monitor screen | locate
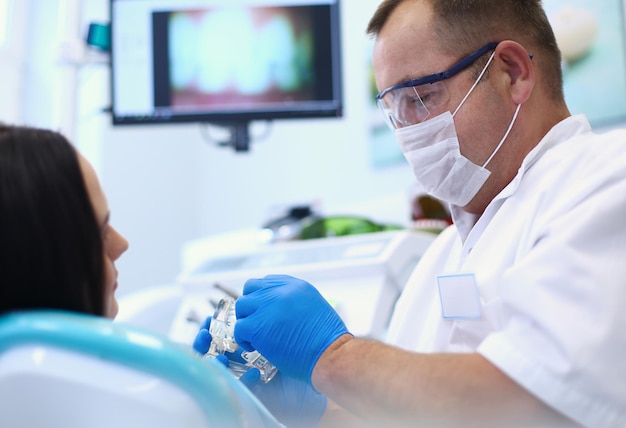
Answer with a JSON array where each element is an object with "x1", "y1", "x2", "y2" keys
[{"x1": 110, "y1": 0, "x2": 343, "y2": 126}]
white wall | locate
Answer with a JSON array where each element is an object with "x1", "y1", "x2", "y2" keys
[
  {"x1": 69, "y1": 0, "x2": 416, "y2": 295},
  {"x1": 0, "y1": 1, "x2": 28, "y2": 123}
]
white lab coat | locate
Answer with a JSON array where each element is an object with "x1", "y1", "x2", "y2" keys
[{"x1": 386, "y1": 115, "x2": 626, "y2": 428}]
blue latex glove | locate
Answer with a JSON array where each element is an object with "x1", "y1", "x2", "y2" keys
[
  {"x1": 235, "y1": 274, "x2": 350, "y2": 384},
  {"x1": 192, "y1": 315, "x2": 242, "y2": 365},
  {"x1": 243, "y1": 371, "x2": 327, "y2": 428},
  {"x1": 192, "y1": 317, "x2": 212, "y2": 355},
  {"x1": 193, "y1": 315, "x2": 327, "y2": 427}
]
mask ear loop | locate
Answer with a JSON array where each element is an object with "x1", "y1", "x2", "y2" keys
[
  {"x1": 481, "y1": 102, "x2": 521, "y2": 168},
  {"x1": 452, "y1": 50, "x2": 497, "y2": 118}
]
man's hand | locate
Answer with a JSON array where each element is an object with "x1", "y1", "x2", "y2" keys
[
  {"x1": 193, "y1": 311, "x2": 327, "y2": 427},
  {"x1": 235, "y1": 274, "x2": 351, "y2": 383}
]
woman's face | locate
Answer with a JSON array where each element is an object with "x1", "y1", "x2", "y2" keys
[{"x1": 78, "y1": 154, "x2": 129, "y2": 318}]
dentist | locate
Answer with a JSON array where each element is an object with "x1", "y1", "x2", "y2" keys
[{"x1": 196, "y1": 1, "x2": 626, "y2": 426}]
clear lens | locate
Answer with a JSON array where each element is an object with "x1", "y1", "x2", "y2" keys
[{"x1": 378, "y1": 80, "x2": 450, "y2": 129}]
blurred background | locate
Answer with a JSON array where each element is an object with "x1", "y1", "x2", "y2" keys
[{"x1": 0, "y1": 0, "x2": 624, "y2": 300}]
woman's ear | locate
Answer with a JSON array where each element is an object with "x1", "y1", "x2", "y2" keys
[{"x1": 494, "y1": 40, "x2": 535, "y2": 105}]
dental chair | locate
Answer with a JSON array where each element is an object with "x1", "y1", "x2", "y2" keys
[{"x1": 0, "y1": 310, "x2": 281, "y2": 428}]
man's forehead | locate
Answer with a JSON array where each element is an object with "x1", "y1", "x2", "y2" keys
[
  {"x1": 373, "y1": 39, "x2": 451, "y2": 90},
  {"x1": 371, "y1": 0, "x2": 443, "y2": 84},
  {"x1": 378, "y1": 0, "x2": 433, "y2": 40}
]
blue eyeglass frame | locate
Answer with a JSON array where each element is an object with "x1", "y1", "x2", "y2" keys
[{"x1": 376, "y1": 42, "x2": 500, "y2": 100}]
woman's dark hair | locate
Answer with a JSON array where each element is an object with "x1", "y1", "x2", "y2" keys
[{"x1": 0, "y1": 124, "x2": 105, "y2": 315}]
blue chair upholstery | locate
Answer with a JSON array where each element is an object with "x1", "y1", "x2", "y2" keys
[{"x1": 0, "y1": 310, "x2": 282, "y2": 428}]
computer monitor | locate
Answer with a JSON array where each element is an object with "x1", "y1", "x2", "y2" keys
[{"x1": 110, "y1": 0, "x2": 343, "y2": 150}]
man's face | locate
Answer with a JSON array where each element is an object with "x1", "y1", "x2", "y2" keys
[{"x1": 371, "y1": 0, "x2": 508, "y2": 168}]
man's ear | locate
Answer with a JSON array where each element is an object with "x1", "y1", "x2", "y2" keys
[{"x1": 494, "y1": 40, "x2": 535, "y2": 105}]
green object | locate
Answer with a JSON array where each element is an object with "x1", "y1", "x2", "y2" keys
[{"x1": 299, "y1": 216, "x2": 403, "y2": 239}]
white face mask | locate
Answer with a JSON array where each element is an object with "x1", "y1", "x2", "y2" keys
[{"x1": 395, "y1": 51, "x2": 521, "y2": 207}]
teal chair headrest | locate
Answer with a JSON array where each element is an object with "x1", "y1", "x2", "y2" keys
[{"x1": 0, "y1": 310, "x2": 280, "y2": 427}]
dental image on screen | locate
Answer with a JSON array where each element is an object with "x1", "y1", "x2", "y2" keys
[
  {"x1": 111, "y1": 0, "x2": 341, "y2": 126},
  {"x1": 157, "y1": 7, "x2": 316, "y2": 113}
]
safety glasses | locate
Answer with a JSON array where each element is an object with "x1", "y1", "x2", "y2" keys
[{"x1": 376, "y1": 42, "x2": 499, "y2": 129}]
